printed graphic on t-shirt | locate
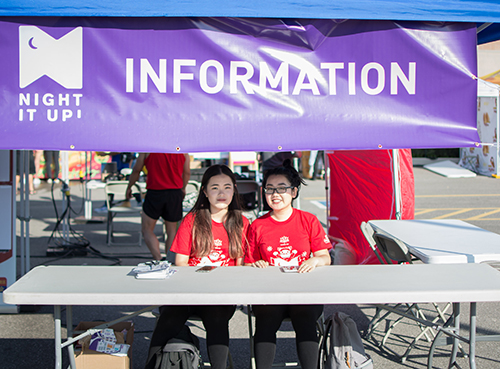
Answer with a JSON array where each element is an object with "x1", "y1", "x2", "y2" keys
[
  {"x1": 268, "y1": 235, "x2": 309, "y2": 266},
  {"x1": 188, "y1": 239, "x2": 231, "y2": 266}
]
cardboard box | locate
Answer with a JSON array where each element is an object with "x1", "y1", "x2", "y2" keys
[{"x1": 73, "y1": 321, "x2": 134, "y2": 369}]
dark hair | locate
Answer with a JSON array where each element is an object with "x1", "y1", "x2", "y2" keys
[
  {"x1": 188, "y1": 165, "x2": 244, "y2": 259},
  {"x1": 262, "y1": 159, "x2": 306, "y2": 199}
]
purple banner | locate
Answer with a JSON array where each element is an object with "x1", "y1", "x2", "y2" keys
[{"x1": 0, "y1": 17, "x2": 479, "y2": 152}]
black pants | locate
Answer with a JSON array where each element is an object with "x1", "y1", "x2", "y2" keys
[
  {"x1": 252, "y1": 304, "x2": 323, "y2": 369},
  {"x1": 145, "y1": 305, "x2": 236, "y2": 369}
]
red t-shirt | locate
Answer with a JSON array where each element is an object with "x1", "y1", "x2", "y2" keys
[
  {"x1": 144, "y1": 153, "x2": 185, "y2": 190},
  {"x1": 171, "y1": 213, "x2": 250, "y2": 266},
  {"x1": 246, "y1": 209, "x2": 332, "y2": 266}
]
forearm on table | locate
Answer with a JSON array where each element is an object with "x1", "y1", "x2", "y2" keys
[{"x1": 310, "y1": 252, "x2": 331, "y2": 267}]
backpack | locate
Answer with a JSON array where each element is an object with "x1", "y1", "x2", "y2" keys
[
  {"x1": 155, "y1": 325, "x2": 203, "y2": 369},
  {"x1": 319, "y1": 312, "x2": 373, "y2": 369}
]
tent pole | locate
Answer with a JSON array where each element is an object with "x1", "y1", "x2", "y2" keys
[{"x1": 392, "y1": 149, "x2": 402, "y2": 220}]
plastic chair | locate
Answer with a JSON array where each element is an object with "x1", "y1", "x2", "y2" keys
[
  {"x1": 236, "y1": 180, "x2": 262, "y2": 219},
  {"x1": 105, "y1": 181, "x2": 143, "y2": 246},
  {"x1": 360, "y1": 221, "x2": 390, "y2": 264},
  {"x1": 182, "y1": 180, "x2": 201, "y2": 214},
  {"x1": 247, "y1": 305, "x2": 325, "y2": 369},
  {"x1": 366, "y1": 231, "x2": 456, "y2": 362}
]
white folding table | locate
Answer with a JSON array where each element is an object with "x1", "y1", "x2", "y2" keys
[
  {"x1": 4, "y1": 263, "x2": 500, "y2": 369},
  {"x1": 368, "y1": 219, "x2": 500, "y2": 264},
  {"x1": 368, "y1": 219, "x2": 500, "y2": 368}
]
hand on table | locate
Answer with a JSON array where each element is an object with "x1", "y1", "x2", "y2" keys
[
  {"x1": 252, "y1": 260, "x2": 269, "y2": 268},
  {"x1": 298, "y1": 257, "x2": 321, "y2": 273}
]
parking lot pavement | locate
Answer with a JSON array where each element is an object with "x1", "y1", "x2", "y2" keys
[{"x1": 1, "y1": 167, "x2": 500, "y2": 368}]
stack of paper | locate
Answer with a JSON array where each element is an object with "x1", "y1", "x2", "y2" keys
[
  {"x1": 88, "y1": 328, "x2": 130, "y2": 356},
  {"x1": 131, "y1": 261, "x2": 176, "y2": 279}
]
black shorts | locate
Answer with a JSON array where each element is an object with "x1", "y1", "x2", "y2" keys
[{"x1": 142, "y1": 189, "x2": 184, "y2": 222}]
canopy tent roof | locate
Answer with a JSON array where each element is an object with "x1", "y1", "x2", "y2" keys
[
  {"x1": 0, "y1": 2, "x2": 496, "y2": 152},
  {"x1": 2, "y1": 1, "x2": 500, "y2": 44}
]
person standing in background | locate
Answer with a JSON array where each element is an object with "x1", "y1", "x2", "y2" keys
[
  {"x1": 44, "y1": 150, "x2": 60, "y2": 182},
  {"x1": 126, "y1": 153, "x2": 190, "y2": 261},
  {"x1": 16, "y1": 150, "x2": 36, "y2": 194}
]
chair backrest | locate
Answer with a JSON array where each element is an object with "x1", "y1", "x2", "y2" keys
[
  {"x1": 105, "y1": 181, "x2": 141, "y2": 208},
  {"x1": 236, "y1": 180, "x2": 261, "y2": 211},
  {"x1": 372, "y1": 233, "x2": 413, "y2": 264},
  {"x1": 183, "y1": 180, "x2": 201, "y2": 213},
  {"x1": 360, "y1": 222, "x2": 388, "y2": 264}
]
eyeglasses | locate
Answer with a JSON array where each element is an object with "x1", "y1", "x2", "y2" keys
[{"x1": 263, "y1": 186, "x2": 294, "y2": 195}]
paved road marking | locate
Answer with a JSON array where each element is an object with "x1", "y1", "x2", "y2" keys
[
  {"x1": 416, "y1": 194, "x2": 500, "y2": 197},
  {"x1": 415, "y1": 208, "x2": 500, "y2": 220},
  {"x1": 432, "y1": 209, "x2": 474, "y2": 219},
  {"x1": 310, "y1": 200, "x2": 326, "y2": 209},
  {"x1": 414, "y1": 209, "x2": 438, "y2": 216},
  {"x1": 465, "y1": 209, "x2": 500, "y2": 220}
]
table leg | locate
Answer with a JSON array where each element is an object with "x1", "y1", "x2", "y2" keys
[
  {"x1": 469, "y1": 302, "x2": 477, "y2": 369},
  {"x1": 448, "y1": 303, "x2": 460, "y2": 368},
  {"x1": 66, "y1": 305, "x2": 77, "y2": 369},
  {"x1": 54, "y1": 305, "x2": 62, "y2": 369}
]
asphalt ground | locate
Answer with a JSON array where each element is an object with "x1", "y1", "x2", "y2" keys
[{"x1": 1, "y1": 165, "x2": 500, "y2": 369}]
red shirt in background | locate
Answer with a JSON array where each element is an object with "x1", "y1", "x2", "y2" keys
[{"x1": 144, "y1": 153, "x2": 185, "y2": 190}]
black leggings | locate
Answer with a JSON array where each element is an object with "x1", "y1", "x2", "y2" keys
[
  {"x1": 145, "y1": 305, "x2": 236, "y2": 369},
  {"x1": 252, "y1": 304, "x2": 323, "y2": 369}
]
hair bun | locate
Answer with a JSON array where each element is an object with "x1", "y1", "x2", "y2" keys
[{"x1": 282, "y1": 158, "x2": 292, "y2": 167}]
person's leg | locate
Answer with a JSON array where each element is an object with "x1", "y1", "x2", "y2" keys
[
  {"x1": 53, "y1": 151, "x2": 60, "y2": 179},
  {"x1": 161, "y1": 189, "x2": 184, "y2": 262},
  {"x1": 28, "y1": 174, "x2": 34, "y2": 194},
  {"x1": 308, "y1": 151, "x2": 318, "y2": 179},
  {"x1": 289, "y1": 305, "x2": 323, "y2": 369},
  {"x1": 197, "y1": 305, "x2": 236, "y2": 369},
  {"x1": 301, "y1": 151, "x2": 311, "y2": 178},
  {"x1": 164, "y1": 220, "x2": 178, "y2": 261},
  {"x1": 44, "y1": 151, "x2": 52, "y2": 179},
  {"x1": 145, "y1": 305, "x2": 191, "y2": 369},
  {"x1": 141, "y1": 212, "x2": 161, "y2": 260},
  {"x1": 312, "y1": 151, "x2": 324, "y2": 179},
  {"x1": 34, "y1": 150, "x2": 43, "y2": 178},
  {"x1": 252, "y1": 305, "x2": 288, "y2": 369}
]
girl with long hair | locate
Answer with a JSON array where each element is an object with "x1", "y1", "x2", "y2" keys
[
  {"x1": 245, "y1": 159, "x2": 332, "y2": 369},
  {"x1": 145, "y1": 164, "x2": 249, "y2": 369}
]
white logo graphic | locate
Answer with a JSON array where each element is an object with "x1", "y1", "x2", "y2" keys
[
  {"x1": 280, "y1": 236, "x2": 289, "y2": 244},
  {"x1": 19, "y1": 26, "x2": 83, "y2": 89}
]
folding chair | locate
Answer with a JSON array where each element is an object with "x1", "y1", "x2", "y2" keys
[
  {"x1": 236, "y1": 180, "x2": 262, "y2": 220},
  {"x1": 360, "y1": 221, "x2": 390, "y2": 264},
  {"x1": 364, "y1": 229, "x2": 458, "y2": 362},
  {"x1": 247, "y1": 305, "x2": 325, "y2": 369},
  {"x1": 105, "y1": 181, "x2": 143, "y2": 246},
  {"x1": 151, "y1": 307, "x2": 234, "y2": 368},
  {"x1": 182, "y1": 180, "x2": 201, "y2": 214}
]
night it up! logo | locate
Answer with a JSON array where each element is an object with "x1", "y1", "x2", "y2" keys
[{"x1": 18, "y1": 26, "x2": 83, "y2": 122}]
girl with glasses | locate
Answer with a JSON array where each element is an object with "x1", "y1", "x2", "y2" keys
[
  {"x1": 245, "y1": 158, "x2": 332, "y2": 369},
  {"x1": 145, "y1": 164, "x2": 249, "y2": 369}
]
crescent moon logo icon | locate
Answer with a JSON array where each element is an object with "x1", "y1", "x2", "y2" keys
[{"x1": 28, "y1": 37, "x2": 37, "y2": 49}]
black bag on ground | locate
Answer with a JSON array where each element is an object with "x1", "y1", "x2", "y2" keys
[
  {"x1": 155, "y1": 325, "x2": 203, "y2": 369},
  {"x1": 319, "y1": 312, "x2": 373, "y2": 369}
]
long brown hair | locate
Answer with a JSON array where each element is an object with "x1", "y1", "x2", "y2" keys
[{"x1": 188, "y1": 165, "x2": 244, "y2": 259}]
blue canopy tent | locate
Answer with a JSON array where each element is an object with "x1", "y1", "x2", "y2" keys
[
  {"x1": 0, "y1": 0, "x2": 499, "y2": 314},
  {"x1": 1, "y1": 0, "x2": 500, "y2": 44}
]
